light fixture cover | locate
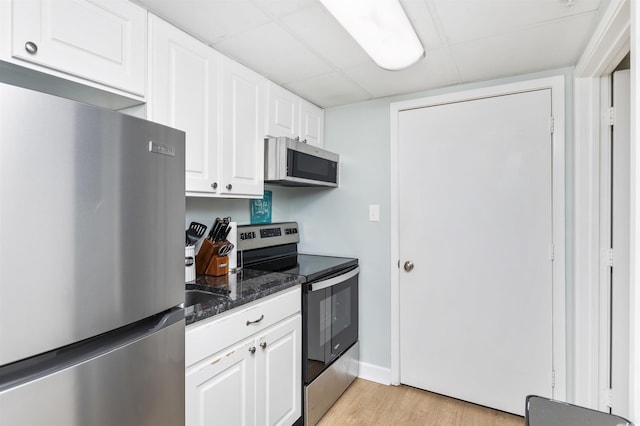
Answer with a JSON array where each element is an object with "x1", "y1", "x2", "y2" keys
[{"x1": 320, "y1": 0, "x2": 424, "y2": 71}]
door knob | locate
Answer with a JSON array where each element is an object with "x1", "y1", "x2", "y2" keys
[{"x1": 403, "y1": 261, "x2": 414, "y2": 272}]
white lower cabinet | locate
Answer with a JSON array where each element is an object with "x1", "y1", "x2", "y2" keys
[
  {"x1": 186, "y1": 338, "x2": 256, "y2": 426},
  {"x1": 186, "y1": 288, "x2": 301, "y2": 426},
  {"x1": 255, "y1": 316, "x2": 302, "y2": 426}
]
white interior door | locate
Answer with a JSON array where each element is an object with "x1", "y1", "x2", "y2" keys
[
  {"x1": 398, "y1": 89, "x2": 554, "y2": 416},
  {"x1": 610, "y1": 69, "x2": 631, "y2": 417}
]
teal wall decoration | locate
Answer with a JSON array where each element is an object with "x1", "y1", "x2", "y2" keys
[{"x1": 250, "y1": 190, "x2": 272, "y2": 224}]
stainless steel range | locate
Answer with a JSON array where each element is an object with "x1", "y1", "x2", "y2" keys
[{"x1": 237, "y1": 222, "x2": 359, "y2": 425}]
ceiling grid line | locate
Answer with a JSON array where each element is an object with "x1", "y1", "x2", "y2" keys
[{"x1": 133, "y1": 0, "x2": 608, "y2": 107}]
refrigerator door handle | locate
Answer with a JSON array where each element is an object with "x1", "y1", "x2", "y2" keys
[{"x1": 150, "y1": 308, "x2": 185, "y2": 334}]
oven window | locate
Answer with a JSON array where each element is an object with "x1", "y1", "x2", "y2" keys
[
  {"x1": 330, "y1": 287, "x2": 351, "y2": 354},
  {"x1": 304, "y1": 271, "x2": 358, "y2": 384},
  {"x1": 287, "y1": 149, "x2": 337, "y2": 183}
]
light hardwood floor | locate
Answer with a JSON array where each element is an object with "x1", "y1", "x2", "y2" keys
[{"x1": 317, "y1": 379, "x2": 525, "y2": 426}]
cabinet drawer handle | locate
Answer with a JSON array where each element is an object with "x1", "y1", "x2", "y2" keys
[
  {"x1": 246, "y1": 314, "x2": 264, "y2": 326},
  {"x1": 211, "y1": 182, "x2": 218, "y2": 190},
  {"x1": 248, "y1": 346, "x2": 256, "y2": 354},
  {"x1": 260, "y1": 342, "x2": 267, "y2": 349},
  {"x1": 226, "y1": 184, "x2": 232, "y2": 191},
  {"x1": 25, "y1": 41, "x2": 38, "y2": 54}
]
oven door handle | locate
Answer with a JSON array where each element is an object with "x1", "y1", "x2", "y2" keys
[{"x1": 310, "y1": 266, "x2": 360, "y2": 292}]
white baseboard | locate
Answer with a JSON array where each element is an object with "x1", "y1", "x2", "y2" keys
[{"x1": 358, "y1": 361, "x2": 391, "y2": 385}]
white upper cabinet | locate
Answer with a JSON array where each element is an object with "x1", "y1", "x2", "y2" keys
[
  {"x1": 8, "y1": 0, "x2": 146, "y2": 97},
  {"x1": 265, "y1": 82, "x2": 299, "y2": 139},
  {"x1": 221, "y1": 57, "x2": 266, "y2": 198},
  {"x1": 149, "y1": 16, "x2": 265, "y2": 198},
  {"x1": 299, "y1": 99, "x2": 324, "y2": 147},
  {"x1": 266, "y1": 81, "x2": 324, "y2": 147},
  {"x1": 147, "y1": 15, "x2": 221, "y2": 195}
]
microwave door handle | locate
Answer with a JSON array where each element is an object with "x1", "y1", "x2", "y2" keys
[{"x1": 310, "y1": 266, "x2": 360, "y2": 292}]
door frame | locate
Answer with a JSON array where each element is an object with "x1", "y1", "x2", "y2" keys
[
  {"x1": 572, "y1": 0, "x2": 631, "y2": 412},
  {"x1": 389, "y1": 75, "x2": 567, "y2": 402}
]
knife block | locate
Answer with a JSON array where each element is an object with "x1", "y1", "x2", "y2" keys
[
  {"x1": 196, "y1": 239, "x2": 229, "y2": 276},
  {"x1": 205, "y1": 255, "x2": 229, "y2": 276}
]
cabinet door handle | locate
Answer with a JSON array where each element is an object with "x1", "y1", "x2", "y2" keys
[
  {"x1": 248, "y1": 346, "x2": 256, "y2": 354},
  {"x1": 226, "y1": 184, "x2": 232, "y2": 191},
  {"x1": 25, "y1": 41, "x2": 38, "y2": 54},
  {"x1": 260, "y1": 342, "x2": 267, "y2": 349},
  {"x1": 246, "y1": 314, "x2": 264, "y2": 326},
  {"x1": 211, "y1": 182, "x2": 218, "y2": 190}
]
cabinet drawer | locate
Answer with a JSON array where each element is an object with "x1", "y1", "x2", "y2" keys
[{"x1": 186, "y1": 287, "x2": 301, "y2": 367}]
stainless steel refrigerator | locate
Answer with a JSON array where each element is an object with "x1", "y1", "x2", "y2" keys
[{"x1": 0, "y1": 82, "x2": 186, "y2": 425}]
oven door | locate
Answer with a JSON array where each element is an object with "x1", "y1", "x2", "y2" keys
[{"x1": 303, "y1": 266, "x2": 359, "y2": 384}]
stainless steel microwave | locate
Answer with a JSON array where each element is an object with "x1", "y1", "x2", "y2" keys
[{"x1": 264, "y1": 137, "x2": 339, "y2": 187}]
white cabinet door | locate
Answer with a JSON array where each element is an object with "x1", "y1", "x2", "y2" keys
[
  {"x1": 265, "y1": 82, "x2": 325, "y2": 147},
  {"x1": 266, "y1": 82, "x2": 299, "y2": 139},
  {"x1": 255, "y1": 314, "x2": 302, "y2": 426},
  {"x1": 186, "y1": 339, "x2": 256, "y2": 426},
  {"x1": 148, "y1": 15, "x2": 221, "y2": 195},
  {"x1": 11, "y1": 0, "x2": 146, "y2": 96},
  {"x1": 299, "y1": 99, "x2": 324, "y2": 147},
  {"x1": 221, "y1": 57, "x2": 266, "y2": 197}
]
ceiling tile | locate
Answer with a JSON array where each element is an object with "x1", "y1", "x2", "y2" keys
[
  {"x1": 431, "y1": 0, "x2": 600, "y2": 44},
  {"x1": 249, "y1": 0, "x2": 317, "y2": 18},
  {"x1": 342, "y1": 48, "x2": 460, "y2": 98},
  {"x1": 285, "y1": 72, "x2": 372, "y2": 107},
  {"x1": 136, "y1": 0, "x2": 271, "y2": 43},
  {"x1": 213, "y1": 22, "x2": 333, "y2": 83},
  {"x1": 133, "y1": 0, "x2": 605, "y2": 107},
  {"x1": 450, "y1": 11, "x2": 600, "y2": 82},
  {"x1": 279, "y1": 4, "x2": 371, "y2": 69},
  {"x1": 400, "y1": 0, "x2": 445, "y2": 51}
]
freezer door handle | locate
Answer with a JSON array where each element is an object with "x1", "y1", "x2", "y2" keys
[{"x1": 150, "y1": 308, "x2": 185, "y2": 333}]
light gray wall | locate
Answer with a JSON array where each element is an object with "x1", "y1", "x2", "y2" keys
[
  {"x1": 185, "y1": 186, "x2": 295, "y2": 252},
  {"x1": 286, "y1": 67, "x2": 576, "y2": 390}
]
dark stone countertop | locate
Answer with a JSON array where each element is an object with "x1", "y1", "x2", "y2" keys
[{"x1": 184, "y1": 269, "x2": 305, "y2": 326}]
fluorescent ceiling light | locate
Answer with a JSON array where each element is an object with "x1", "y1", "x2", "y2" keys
[{"x1": 319, "y1": 0, "x2": 424, "y2": 71}]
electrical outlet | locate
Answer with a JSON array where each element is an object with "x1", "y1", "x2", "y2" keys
[{"x1": 368, "y1": 204, "x2": 380, "y2": 222}]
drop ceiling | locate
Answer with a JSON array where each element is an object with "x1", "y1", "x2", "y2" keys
[{"x1": 133, "y1": 0, "x2": 608, "y2": 108}]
